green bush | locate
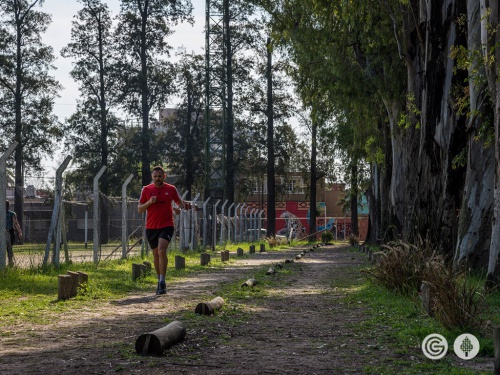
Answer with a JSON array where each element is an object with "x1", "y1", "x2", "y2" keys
[{"x1": 321, "y1": 231, "x2": 334, "y2": 243}]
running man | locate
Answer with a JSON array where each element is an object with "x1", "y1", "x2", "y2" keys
[{"x1": 138, "y1": 166, "x2": 186, "y2": 294}]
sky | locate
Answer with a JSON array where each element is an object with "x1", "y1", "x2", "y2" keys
[
  {"x1": 42, "y1": 0, "x2": 205, "y2": 122},
  {"x1": 34, "y1": 0, "x2": 205, "y2": 174}
]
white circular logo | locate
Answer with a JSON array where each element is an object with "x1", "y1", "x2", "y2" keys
[
  {"x1": 422, "y1": 333, "x2": 448, "y2": 360},
  {"x1": 453, "y1": 333, "x2": 480, "y2": 360}
]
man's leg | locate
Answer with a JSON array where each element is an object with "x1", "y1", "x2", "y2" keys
[{"x1": 156, "y1": 238, "x2": 170, "y2": 294}]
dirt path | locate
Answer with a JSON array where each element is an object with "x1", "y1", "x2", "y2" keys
[{"x1": 0, "y1": 244, "x2": 493, "y2": 374}]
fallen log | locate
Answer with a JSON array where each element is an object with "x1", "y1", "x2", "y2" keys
[
  {"x1": 135, "y1": 320, "x2": 186, "y2": 356},
  {"x1": 241, "y1": 278, "x2": 258, "y2": 287},
  {"x1": 195, "y1": 296, "x2": 225, "y2": 315},
  {"x1": 295, "y1": 254, "x2": 302, "y2": 260},
  {"x1": 285, "y1": 259, "x2": 294, "y2": 264}
]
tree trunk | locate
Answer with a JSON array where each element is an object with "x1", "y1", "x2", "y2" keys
[
  {"x1": 454, "y1": 0, "x2": 494, "y2": 271},
  {"x1": 266, "y1": 37, "x2": 276, "y2": 237},
  {"x1": 481, "y1": 0, "x2": 500, "y2": 279},
  {"x1": 350, "y1": 162, "x2": 359, "y2": 236},
  {"x1": 309, "y1": 121, "x2": 317, "y2": 240},
  {"x1": 391, "y1": 1, "x2": 465, "y2": 253},
  {"x1": 140, "y1": 6, "x2": 150, "y2": 187}
]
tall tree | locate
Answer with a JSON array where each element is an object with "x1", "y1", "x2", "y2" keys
[
  {"x1": 114, "y1": 0, "x2": 193, "y2": 187},
  {"x1": 60, "y1": 0, "x2": 118, "y2": 195},
  {"x1": 162, "y1": 51, "x2": 205, "y2": 199},
  {"x1": 0, "y1": 0, "x2": 61, "y2": 228}
]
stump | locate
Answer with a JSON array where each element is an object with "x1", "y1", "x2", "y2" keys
[
  {"x1": 260, "y1": 244, "x2": 266, "y2": 252},
  {"x1": 135, "y1": 320, "x2": 186, "y2": 356},
  {"x1": 58, "y1": 275, "x2": 72, "y2": 300},
  {"x1": 201, "y1": 253, "x2": 211, "y2": 266},
  {"x1": 132, "y1": 263, "x2": 147, "y2": 281},
  {"x1": 175, "y1": 255, "x2": 185, "y2": 270},
  {"x1": 237, "y1": 247, "x2": 244, "y2": 257},
  {"x1": 66, "y1": 271, "x2": 79, "y2": 297},
  {"x1": 195, "y1": 296, "x2": 225, "y2": 315},
  {"x1": 76, "y1": 271, "x2": 88, "y2": 289},
  {"x1": 249, "y1": 245, "x2": 255, "y2": 254},
  {"x1": 295, "y1": 254, "x2": 302, "y2": 260},
  {"x1": 241, "y1": 278, "x2": 258, "y2": 287},
  {"x1": 266, "y1": 267, "x2": 276, "y2": 275},
  {"x1": 220, "y1": 250, "x2": 229, "y2": 262}
]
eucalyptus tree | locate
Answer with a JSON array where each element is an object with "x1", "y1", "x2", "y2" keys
[
  {"x1": 0, "y1": 0, "x2": 62, "y2": 227},
  {"x1": 61, "y1": 0, "x2": 119, "y2": 195},
  {"x1": 114, "y1": 0, "x2": 193, "y2": 187},
  {"x1": 161, "y1": 51, "x2": 205, "y2": 200}
]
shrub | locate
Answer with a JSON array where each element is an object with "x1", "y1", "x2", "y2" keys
[
  {"x1": 368, "y1": 240, "x2": 486, "y2": 331},
  {"x1": 349, "y1": 234, "x2": 360, "y2": 246},
  {"x1": 321, "y1": 231, "x2": 333, "y2": 244},
  {"x1": 421, "y1": 260, "x2": 486, "y2": 330}
]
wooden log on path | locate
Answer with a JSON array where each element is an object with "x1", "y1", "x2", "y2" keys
[
  {"x1": 260, "y1": 244, "x2": 266, "y2": 252},
  {"x1": 266, "y1": 267, "x2": 276, "y2": 275},
  {"x1": 495, "y1": 327, "x2": 500, "y2": 375},
  {"x1": 135, "y1": 320, "x2": 186, "y2": 356},
  {"x1": 241, "y1": 278, "x2": 258, "y2": 287},
  {"x1": 132, "y1": 263, "x2": 147, "y2": 281},
  {"x1": 220, "y1": 250, "x2": 229, "y2": 262},
  {"x1": 274, "y1": 263, "x2": 283, "y2": 269},
  {"x1": 295, "y1": 254, "x2": 302, "y2": 260},
  {"x1": 175, "y1": 255, "x2": 185, "y2": 270},
  {"x1": 76, "y1": 271, "x2": 88, "y2": 289},
  {"x1": 58, "y1": 275, "x2": 72, "y2": 300},
  {"x1": 194, "y1": 296, "x2": 225, "y2": 315},
  {"x1": 285, "y1": 259, "x2": 294, "y2": 263},
  {"x1": 420, "y1": 281, "x2": 432, "y2": 316},
  {"x1": 237, "y1": 247, "x2": 244, "y2": 257},
  {"x1": 310, "y1": 247, "x2": 315, "y2": 252},
  {"x1": 249, "y1": 245, "x2": 255, "y2": 254},
  {"x1": 201, "y1": 253, "x2": 211, "y2": 266},
  {"x1": 66, "y1": 271, "x2": 79, "y2": 297}
]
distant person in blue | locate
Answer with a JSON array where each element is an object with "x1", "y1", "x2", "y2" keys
[{"x1": 6, "y1": 201, "x2": 22, "y2": 266}]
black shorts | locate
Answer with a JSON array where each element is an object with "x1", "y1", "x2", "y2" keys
[{"x1": 145, "y1": 226, "x2": 174, "y2": 250}]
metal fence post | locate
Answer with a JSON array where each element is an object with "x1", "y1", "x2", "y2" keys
[
  {"x1": 202, "y1": 197, "x2": 210, "y2": 248},
  {"x1": 43, "y1": 155, "x2": 72, "y2": 268},
  {"x1": 0, "y1": 142, "x2": 18, "y2": 270},
  {"x1": 190, "y1": 193, "x2": 200, "y2": 250},
  {"x1": 93, "y1": 166, "x2": 107, "y2": 264},
  {"x1": 238, "y1": 204, "x2": 245, "y2": 243},
  {"x1": 259, "y1": 210, "x2": 264, "y2": 239},
  {"x1": 212, "y1": 200, "x2": 220, "y2": 251},
  {"x1": 122, "y1": 174, "x2": 134, "y2": 259},
  {"x1": 220, "y1": 199, "x2": 227, "y2": 246},
  {"x1": 227, "y1": 202, "x2": 235, "y2": 243},
  {"x1": 244, "y1": 206, "x2": 250, "y2": 241}
]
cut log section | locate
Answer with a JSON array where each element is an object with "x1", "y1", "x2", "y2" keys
[
  {"x1": 249, "y1": 245, "x2": 255, "y2": 254},
  {"x1": 76, "y1": 271, "x2": 88, "y2": 289},
  {"x1": 135, "y1": 320, "x2": 186, "y2": 356},
  {"x1": 220, "y1": 250, "x2": 230, "y2": 262},
  {"x1": 132, "y1": 263, "x2": 147, "y2": 281},
  {"x1": 143, "y1": 261, "x2": 152, "y2": 273},
  {"x1": 175, "y1": 255, "x2": 185, "y2": 270},
  {"x1": 241, "y1": 278, "x2": 258, "y2": 287},
  {"x1": 194, "y1": 296, "x2": 225, "y2": 315},
  {"x1": 66, "y1": 271, "x2": 79, "y2": 297},
  {"x1": 237, "y1": 247, "x2": 244, "y2": 257},
  {"x1": 58, "y1": 275, "x2": 72, "y2": 300},
  {"x1": 260, "y1": 244, "x2": 266, "y2": 252},
  {"x1": 201, "y1": 253, "x2": 211, "y2": 266}
]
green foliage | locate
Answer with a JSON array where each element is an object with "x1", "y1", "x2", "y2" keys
[{"x1": 321, "y1": 231, "x2": 333, "y2": 244}]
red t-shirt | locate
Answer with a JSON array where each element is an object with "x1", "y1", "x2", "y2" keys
[{"x1": 139, "y1": 183, "x2": 181, "y2": 229}]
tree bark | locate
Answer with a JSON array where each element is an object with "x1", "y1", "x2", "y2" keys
[
  {"x1": 266, "y1": 37, "x2": 276, "y2": 237},
  {"x1": 224, "y1": 0, "x2": 235, "y2": 205},
  {"x1": 481, "y1": 0, "x2": 500, "y2": 279},
  {"x1": 454, "y1": 0, "x2": 494, "y2": 271},
  {"x1": 135, "y1": 321, "x2": 186, "y2": 356},
  {"x1": 309, "y1": 120, "x2": 317, "y2": 240},
  {"x1": 390, "y1": 1, "x2": 465, "y2": 253}
]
